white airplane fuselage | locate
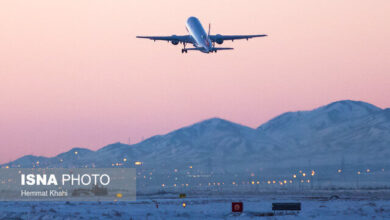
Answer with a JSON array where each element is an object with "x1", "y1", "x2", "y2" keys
[
  {"x1": 137, "y1": 16, "x2": 267, "y2": 53},
  {"x1": 186, "y1": 17, "x2": 213, "y2": 53}
]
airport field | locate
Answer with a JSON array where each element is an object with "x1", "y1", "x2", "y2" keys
[{"x1": 1, "y1": 190, "x2": 390, "y2": 219}]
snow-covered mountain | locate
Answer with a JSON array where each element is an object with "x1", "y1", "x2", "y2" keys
[
  {"x1": 257, "y1": 100, "x2": 382, "y2": 140},
  {"x1": 257, "y1": 100, "x2": 390, "y2": 165},
  {"x1": 3, "y1": 100, "x2": 390, "y2": 173}
]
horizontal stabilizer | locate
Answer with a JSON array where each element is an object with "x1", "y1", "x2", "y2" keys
[
  {"x1": 212, "y1": 47, "x2": 234, "y2": 51},
  {"x1": 185, "y1": 48, "x2": 202, "y2": 51},
  {"x1": 184, "y1": 47, "x2": 233, "y2": 51},
  {"x1": 182, "y1": 47, "x2": 234, "y2": 53}
]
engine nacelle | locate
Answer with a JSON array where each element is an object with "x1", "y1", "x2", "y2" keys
[
  {"x1": 215, "y1": 34, "x2": 224, "y2": 45},
  {"x1": 171, "y1": 35, "x2": 179, "y2": 45}
]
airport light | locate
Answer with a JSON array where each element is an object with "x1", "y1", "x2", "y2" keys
[
  {"x1": 267, "y1": 181, "x2": 271, "y2": 184},
  {"x1": 311, "y1": 170, "x2": 315, "y2": 176},
  {"x1": 123, "y1": 158, "x2": 127, "y2": 162},
  {"x1": 299, "y1": 170, "x2": 302, "y2": 173},
  {"x1": 189, "y1": 166, "x2": 193, "y2": 169},
  {"x1": 302, "y1": 173, "x2": 306, "y2": 177},
  {"x1": 366, "y1": 169, "x2": 370, "y2": 173},
  {"x1": 293, "y1": 174, "x2": 297, "y2": 178},
  {"x1": 284, "y1": 180, "x2": 287, "y2": 184},
  {"x1": 272, "y1": 180, "x2": 276, "y2": 184},
  {"x1": 289, "y1": 180, "x2": 293, "y2": 184},
  {"x1": 307, "y1": 180, "x2": 310, "y2": 183},
  {"x1": 357, "y1": 171, "x2": 361, "y2": 175},
  {"x1": 232, "y1": 181, "x2": 236, "y2": 185},
  {"x1": 257, "y1": 181, "x2": 260, "y2": 184},
  {"x1": 134, "y1": 161, "x2": 142, "y2": 166},
  {"x1": 5, "y1": 166, "x2": 9, "y2": 169},
  {"x1": 338, "y1": 169, "x2": 342, "y2": 173},
  {"x1": 161, "y1": 184, "x2": 165, "y2": 187},
  {"x1": 74, "y1": 151, "x2": 78, "y2": 155},
  {"x1": 251, "y1": 181, "x2": 255, "y2": 185},
  {"x1": 182, "y1": 202, "x2": 187, "y2": 208}
]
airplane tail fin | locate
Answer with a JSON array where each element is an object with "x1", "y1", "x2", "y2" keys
[{"x1": 208, "y1": 23, "x2": 211, "y2": 36}]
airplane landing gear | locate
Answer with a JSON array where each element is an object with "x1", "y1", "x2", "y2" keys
[{"x1": 182, "y1": 42, "x2": 188, "y2": 53}]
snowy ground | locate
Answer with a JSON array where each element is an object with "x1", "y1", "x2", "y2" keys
[{"x1": 1, "y1": 191, "x2": 390, "y2": 219}]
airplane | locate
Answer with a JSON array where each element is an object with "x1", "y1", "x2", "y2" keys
[{"x1": 137, "y1": 16, "x2": 267, "y2": 53}]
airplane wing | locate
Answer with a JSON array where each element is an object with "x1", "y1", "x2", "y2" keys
[
  {"x1": 136, "y1": 35, "x2": 193, "y2": 43},
  {"x1": 209, "y1": 34, "x2": 267, "y2": 42}
]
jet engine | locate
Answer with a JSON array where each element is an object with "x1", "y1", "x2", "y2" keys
[
  {"x1": 171, "y1": 35, "x2": 179, "y2": 45},
  {"x1": 215, "y1": 34, "x2": 224, "y2": 44}
]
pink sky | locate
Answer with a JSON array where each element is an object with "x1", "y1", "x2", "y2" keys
[{"x1": 0, "y1": 0, "x2": 389, "y2": 163}]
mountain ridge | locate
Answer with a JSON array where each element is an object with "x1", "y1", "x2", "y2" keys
[{"x1": 3, "y1": 100, "x2": 389, "y2": 170}]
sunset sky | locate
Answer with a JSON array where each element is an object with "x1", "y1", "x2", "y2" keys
[{"x1": 1, "y1": 0, "x2": 389, "y2": 163}]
